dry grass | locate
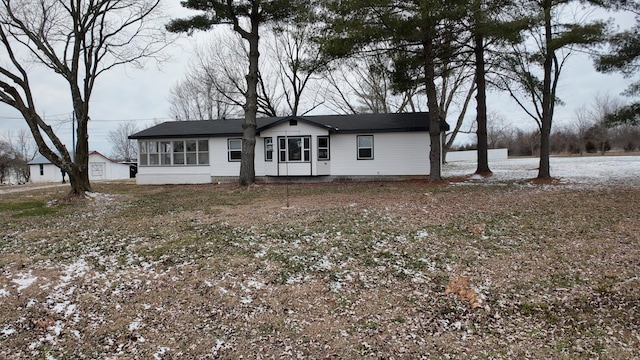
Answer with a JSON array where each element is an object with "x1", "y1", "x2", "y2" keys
[{"x1": 0, "y1": 180, "x2": 638, "y2": 359}]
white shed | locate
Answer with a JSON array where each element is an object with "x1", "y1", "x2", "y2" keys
[{"x1": 28, "y1": 151, "x2": 131, "y2": 183}]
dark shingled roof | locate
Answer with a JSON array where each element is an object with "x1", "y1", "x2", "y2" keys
[{"x1": 128, "y1": 112, "x2": 449, "y2": 139}]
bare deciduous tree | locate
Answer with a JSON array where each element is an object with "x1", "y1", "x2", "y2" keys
[
  {"x1": 321, "y1": 54, "x2": 425, "y2": 115},
  {"x1": 169, "y1": 22, "x2": 325, "y2": 121},
  {"x1": 0, "y1": 0, "x2": 170, "y2": 195},
  {"x1": 485, "y1": 111, "x2": 517, "y2": 149},
  {"x1": 262, "y1": 22, "x2": 326, "y2": 116},
  {"x1": 108, "y1": 122, "x2": 140, "y2": 162},
  {"x1": 0, "y1": 129, "x2": 34, "y2": 183},
  {"x1": 585, "y1": 93, "x2": 625, "y2": 154}
]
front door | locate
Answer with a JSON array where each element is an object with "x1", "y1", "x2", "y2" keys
[{"x1": 277, "y1": 136, "x2": 312, "y2": 176}]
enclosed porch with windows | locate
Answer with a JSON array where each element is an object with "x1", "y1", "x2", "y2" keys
[
  {"x1": 136, "y1": 139, "x2": 212, "y2": 184},
  {"x1": 259, "y1": 119, "x2": 332, "y2": 177}
]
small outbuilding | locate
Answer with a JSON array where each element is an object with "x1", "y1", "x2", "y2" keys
[
  {"x1": 128, "y1": 113, "x2": 449, "y2": 185},
  {"x1": 28, "y1": 151, "x2": 132, "y2": 183}
]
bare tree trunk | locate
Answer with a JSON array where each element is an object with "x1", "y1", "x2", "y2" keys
[
  {"x1": 1, "y1": 0, "x2": 166, "y2": 196},
  {"x1": 73, "y1": 114, "x2": 92, "y2": 194},
  {"x1": 474, "y1": 30, "x2": 491, "y2": 174},
  {"x1": 238, "y1": 7, "x2": 259, "y2": 186},
  {"x1": 424, "y1": 36, "x2": 443, "y2": 181},
  {"x1": 538, "y1": 0, "x2": 553, "y2": 179},
  {"x1": 70, "y1": 92, "x2": 92, "y2": 194}
]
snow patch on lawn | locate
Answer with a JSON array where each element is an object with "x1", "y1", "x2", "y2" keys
[
  {"x1": 12, "y1": 272, "x2": 38, "y2": 292},
  {"x1": 445, "y1": 155, "x2": 640, "y2": 188}
]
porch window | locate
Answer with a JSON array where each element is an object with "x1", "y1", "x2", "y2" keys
[
  {"x1": 160, "y1": 141, "x2": 172, "y2": 165},
  {"x1": 278, "y1": 136, "x2": 310, "y2": 162},
  {"x1": 318, "y1": 136, "x2": 330, "y2": 160},
  {"x1": 172, "y1": 140, "x2": 185, "y2": 165},
  {"x1": 228, "y1": 139, "x2": 242, "y2": 161},
  {"x1": 265, "y1": 138, "x2": 273, "y2": 161},
  {"x1": 357, "y1": 135, "x2": 374, "y2": 160},
  {"x1": 139, "y1": 139, "x2": 208, "y2": 166},
  {"x1": 148, "y1": 141, "x2": 160, "y2": 165},
  {"x1": 197, "y1": 140, "x2": 209, "y2": 165},
  {"x1": 186, "y1": 140, "x2": 198, "y2": 165}
]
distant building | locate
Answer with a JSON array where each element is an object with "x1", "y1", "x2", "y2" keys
[{"x1": 28, "y1": 151, "x2": 132, "y2": 183}]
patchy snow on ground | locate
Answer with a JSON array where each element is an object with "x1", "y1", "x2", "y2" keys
[
  {"x1": 444, "y1": 155, "x2": 640, "y2": 187},
  {"x1": 1, "y1": 155, "x2": 638, "y2": 359},
  {"x1": 12, "y1": 272, "x2": 38, "y2": 292}
]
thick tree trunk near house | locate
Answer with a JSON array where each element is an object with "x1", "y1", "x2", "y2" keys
[
  {"x1": 239, "y1": 119, "x2": 257, "y2": 186},
  {"x1": 429, "y1": 128, "x2": 442, "y2": 181},
  {"x1": 72, "y1": 108, "x2": 92, "y2": 195},
  {"x1": 238, "y1": 16, "x2": 259, "y2": 186},
  {"x1": 68, "y1": 167, "x2": 91, "y2": 195},
  {"x1": 16, "y1": 103, "x2": 91, "y2": 195},
  {"x1": 423, "y1": 37, "x2": 443, "y2": 182}
]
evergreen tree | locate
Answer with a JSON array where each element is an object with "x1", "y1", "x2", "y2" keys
[
  {"x1": 499, "y1": 0, "x2": 606, "y2": 178},
  {"x1": 168, "y1": 0, "x2": 306, "y2": 185},
  {"x1": 596, "y1": 0, "x2": 640, "y2": 126},
  {"x1": 466, "y1": 0, "x2": 528, "y2": 174},
  {"x1": 319, "y1": 0, "x2": 469, "y2": 181}
]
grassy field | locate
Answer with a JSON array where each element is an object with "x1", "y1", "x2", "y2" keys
[{"x1": 0, "y1": 179, "x2": 638, "y2": 359}]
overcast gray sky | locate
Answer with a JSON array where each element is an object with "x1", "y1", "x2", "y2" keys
[{"x1": 0, "y1": 1, "x2": 636, "y2": 156}]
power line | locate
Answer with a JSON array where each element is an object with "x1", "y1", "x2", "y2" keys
[
  {"x1": 0, "y1": 113, "x2": 73, "y2": 120},
  {"x1": 0, "y1": 115, "x2": 173, "y2": 122}
]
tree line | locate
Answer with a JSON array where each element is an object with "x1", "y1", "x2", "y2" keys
[
  {"x1": 453, "y1": 92, "x2": 640, "y2": 156},
  {"x1": 167, "y1": 0, "x2": 638, "y2": 183},
  {"x1": 1, "y1": 0, "x2": 638, "y2": 193}
]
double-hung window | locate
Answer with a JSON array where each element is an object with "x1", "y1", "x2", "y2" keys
[
  {"x1": 318, "y1": 136, "x2": 330, "y2": 160},
  {"x1": 264, "y1": 138, "x2": 273, "y2": 161},
  {"x1": 278, "y1": 136, "x2": 310, "y2": 162},
  {"x1": 197, "y1": 140, "x2": 209, "y2": 165},
  {"x1": 228, "y1": 139, "x2": 242, "y2": 161},
  {"x1": 357, "y1": 135, "x2": 374, "y2": 160}
]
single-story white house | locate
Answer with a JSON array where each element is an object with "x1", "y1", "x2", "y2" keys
[
  {"x1": 128, "y1": 113, "x2": 450, "y2": 185},
  {"x1": 28, "y1": 150, "x2": 132, "y2": 183}
]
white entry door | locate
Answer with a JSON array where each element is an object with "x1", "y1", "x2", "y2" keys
[{"x1": 277, "y1": 136, "x2": 312, "y2": 176}]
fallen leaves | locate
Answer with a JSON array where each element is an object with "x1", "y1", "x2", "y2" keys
[
  {"x1": 444, "y1": 275, "x2": 484, "y2": 309},
  {"x1": 0, "y1": 179, "x2": 639, "y2": 359}
]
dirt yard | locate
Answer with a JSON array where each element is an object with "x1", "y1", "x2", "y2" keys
[{"x1": 1, "y1": 160, "x2": 639, "y2": 359}]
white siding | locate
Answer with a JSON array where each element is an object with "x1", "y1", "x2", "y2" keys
[
  {"x1": 330, "y1": 132, "x2": 431, "y2": 176},
  {"x1": 260, "y1": 121, "x2": 330, "y2": 176},
  {"x1": 30, "y1": 153, "x2": 131, "y2": 183},
  {"x1": 29, "y1": 164, "x2": 64, "y2": 183},
  {"x1": 136, "y1": 166, "x2": 211, "y2": 184},
  {"x1": 88, "y1": 154, "x2": 131, "y2": 181},
  {"x1": 209, "y1": 138, "x2": 240, "y2": 177},
  {"x1": 134, "y1": 128, "x2": 436, "y2": 184}
]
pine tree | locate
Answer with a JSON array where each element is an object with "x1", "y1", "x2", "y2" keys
[
  {"x1": 319, "y1": 0, "x2": 469, "y2": 181},
  {"x1": 168, "y1": 0, "x2": 305, "y2": 185}
]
